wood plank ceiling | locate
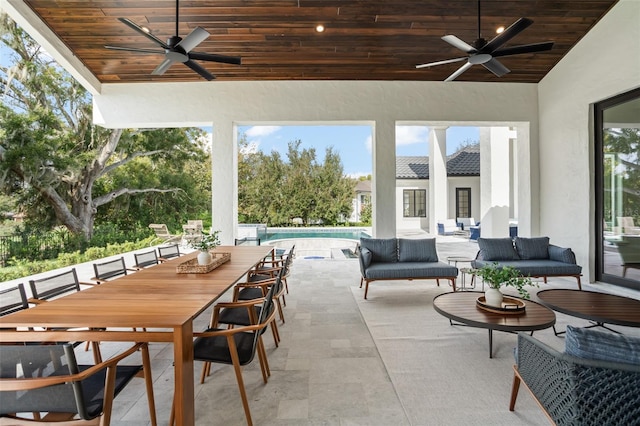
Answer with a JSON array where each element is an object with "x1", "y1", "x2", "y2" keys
[{"x1": 24, "y1": 0, "x2": 618, "y2": 84}]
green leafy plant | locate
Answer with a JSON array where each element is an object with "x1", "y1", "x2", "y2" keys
[
  {"x1": 189, "y1": 231, "x2": 221, "y2": 252},
  {"x1": 472, "y1": 262, "x2": 535, "y2": 299}
]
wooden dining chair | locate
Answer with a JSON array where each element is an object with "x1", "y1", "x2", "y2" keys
[
  {"x1": 28, "y1": 268, "x2": 102, "y2": 362},
  {"x1": 157, "y1": 243, "x2": 182, "y2": 261},
  {"x1": 0, "y1": 283, "x2": 28, "y2": 317},
  {"x1": 0, "y1": 342, "x2": 157, "y2": 426},
  {"x1": 133, "y1": 249, "x2": 160, "y2": 269},
  {"x1": 236, "y1": 252, "x2": 292, "y2": 324},
  {"x1": 170, "y1": 282, "x2": 278, "y2": 426}
]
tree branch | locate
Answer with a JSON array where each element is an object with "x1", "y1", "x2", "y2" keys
[
  {"x1": 93, "y1": 187, "x2": 184, "y2": 208},
  {"x1": 101, "y1": 149, "x2": 166, "y2": 176}
]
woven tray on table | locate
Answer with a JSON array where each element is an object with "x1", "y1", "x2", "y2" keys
[{"x1": 176, "y1": 252, "x2": 231, "y2": 274}]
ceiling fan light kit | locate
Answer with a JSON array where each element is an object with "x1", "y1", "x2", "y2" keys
[
  {"x1": 416, "y1": 0, "x2": 554, "y2": 81},
  {"x1": 105, "y1": 0, "x2": 241, "y2": 81}
]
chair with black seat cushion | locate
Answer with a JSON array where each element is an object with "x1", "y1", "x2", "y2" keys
[
  {"x1": 0, "y1": 342, "x2": 157, "y2": 426},
  {"x1": 193, "y1": 282, "x2": 277, "y2": 426},
  {"x1": 157, "y1": 243, "x2": 182, "y2": 261},
  {"x1": 28, "y1": 269, "x2": 102, "y2": 362},
  {"x1": 133, "y1": 249, "x2": 160, "y2": 269},
  {"x1": 235, "y1": 253, "x2": 291, "y2": 324},
  {"x1": 0, "y1": 283, "x2": 28, "y2": 317},
  {"x1": 91, "y1": 257, "x2": 134, "y2": 284}
]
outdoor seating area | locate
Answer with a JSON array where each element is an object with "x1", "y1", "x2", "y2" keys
[{"x1": 1, "y1": 237, "x2": 639, "y2": 425}]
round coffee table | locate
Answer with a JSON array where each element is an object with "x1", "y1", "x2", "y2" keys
[
  {"x1": 433, "y1": 291, "x2": 556, "y2": 358},
  {"x1": 537, "y1": 289, "x2": 640, "y2": 334}
]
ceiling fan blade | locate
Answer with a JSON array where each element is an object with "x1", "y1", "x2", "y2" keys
[
  {"x1": 416, "y1": 57, "x2": 467, "y2": 69},
  {"x1": 118, "y1": 18, "x2": 169, "y2": 49},
  {"x1": 482, "y1": 58, "x2": 510, "y2": 77},
  {"x1": 177, "y1": 27, "x2": 210, "y2": 53},
  {"x1": 482, "y1": 17, "x2": 533, "y2": 53},
  {"x1": 188, "y1": 52, "x2": 242, "y2": 65},
  {"x1": 105, "y1": 45, "x2": 165, "y2": 55},
  {"x1": 445, "y1": 62, "x2": 473, "y2": 82},
  {"x1": 441, "y1": 35, "x2": 477, "y2": 54},
  {"x1": 492, "y1": 41, "x2": 554, "y2": 57},
  {"x1": 184, "y1": 60, "x2": 215, "y2": 81},
  {"x1": 152, "y1": 57, "x2": 175, "y2": 75}
]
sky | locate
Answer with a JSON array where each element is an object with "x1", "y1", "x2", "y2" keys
[{"x1": 238, "y1": 125, "x2": 480, "y2": 178}]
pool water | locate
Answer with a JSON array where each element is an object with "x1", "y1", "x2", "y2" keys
[{"x1": 260, "y1": 228, "x2": 370, "y2": 242}]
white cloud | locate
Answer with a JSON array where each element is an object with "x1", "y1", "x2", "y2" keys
[
  {"x1": 245, "y1": 126, "x2": 282, "y2": 138},
  {"x1": 396, "y1": 126, "x2": 429, "y2": 146}
]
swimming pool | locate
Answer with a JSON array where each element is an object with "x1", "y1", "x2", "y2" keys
[
  {"x1": 256, "y1": 227, "x2": 370, "y2": 259},
  {"x1": 260, "y1": 228, "x2": 370, "y2": 242}
]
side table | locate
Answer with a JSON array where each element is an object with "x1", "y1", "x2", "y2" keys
[{"x1": 447, "y1": 256, "x2": 476, "y2": 290}]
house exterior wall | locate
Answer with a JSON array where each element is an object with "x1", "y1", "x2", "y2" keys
[
  {"x1": 538, "y1": 0, "x2": 640, "y2": 282},
  {"x1": 395, "y1": 179, "x2": 429, "y2": 231},
  {"x1": 448, "y1": 176, "x2": 481, "y2": 223},
  {"x1": 395, "y1": 176, "x2": 481, "y2": 232}
]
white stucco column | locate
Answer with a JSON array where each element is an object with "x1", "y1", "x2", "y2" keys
[
  {"x1": 479, "y1": 127, "x2": 512, "y2": 237},
  {"x1": 372, "y1": 120, "x2": 396, "y2": 238},
  {"x1": 514, "y1": 123, "x2": 535, "y2": 236},
  {"x1": 211, "y1": 120, "x2": 237, "y2": 245},
  {"x1": 429, "y1": 127, "x2": 448, "y2": 235}
]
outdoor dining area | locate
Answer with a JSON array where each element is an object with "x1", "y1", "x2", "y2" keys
[{"x1": 0, "y1": 242, "x2": 294, "y2": 426}]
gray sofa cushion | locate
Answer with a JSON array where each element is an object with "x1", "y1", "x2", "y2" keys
[
  {"x1": 565, "y1": 325, "x2": 640, "y2": 365},
  {"x1": 364, "y1": 262, "x2": 458, "y2": 280},
  {"x1": 360, "y1": 237, "x2": 397, "y2": 263},
  {"x1": 359, "y1": 247, "x2": 372, "y2": 274},
  {"x1": 472, "y1": 259, "x2": 582, "y2": 276},
  {"x1": 398, "y1": 238, "x2": 438, "y2": 262},
  {"x1": 514, "y1": 237, "x2": 550, "y2": 260},
  {"x1": 478, "y1": 238, "x2": 520, "y2": 261},
  {"x1": 548, "y1": 245, "x2": 577, "y2": 264}
]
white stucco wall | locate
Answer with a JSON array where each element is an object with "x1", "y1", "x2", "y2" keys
[
  {"x1": 538, "y1": 0, "x2": 640, "y2": 282},
  {"x1": 448, "y1": 176, "x2": 481, "y2": 222},
  {"x1": 395, "y1": 179, "x2": 428, "y2": 231}
]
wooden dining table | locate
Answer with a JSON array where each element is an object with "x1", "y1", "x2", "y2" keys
[{"x1": 0, "y1": 245, "x2": 273, "y2": 426}]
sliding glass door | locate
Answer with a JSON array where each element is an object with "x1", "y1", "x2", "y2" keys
[{"x1": 596, "y1": 88, "x2": 640, "y2": 289}]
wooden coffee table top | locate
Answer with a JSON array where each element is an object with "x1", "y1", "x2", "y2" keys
[
  {"x1": 537, "y1": 289, "x2": 640, "y2": 328},
  {"x1": 433, "y1": 291, "x2": 556, "y2": 333}
]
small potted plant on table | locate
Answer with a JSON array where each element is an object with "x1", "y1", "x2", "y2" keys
[
  {"x1": 472, "y1": 262, "x2": 534, "y2": 307},
  {"x1": 190, "y1": 231, "x2": 221, "y2": 265}
]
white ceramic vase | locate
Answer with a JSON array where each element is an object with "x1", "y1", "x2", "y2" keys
[
  {"x1": 484, "y1": 287, "x2": 504, "y2": 307},
  {"x1": 197, "y1": 250, "x2": 212, "y2": 265}
]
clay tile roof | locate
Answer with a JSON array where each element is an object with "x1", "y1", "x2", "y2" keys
[{"x1": 396, "y1": 144, "x2": 480, "y2": 179}]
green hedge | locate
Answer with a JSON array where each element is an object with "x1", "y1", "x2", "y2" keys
[{"x1": 0, "y1": 236, "x2": 160, "y2": 282}]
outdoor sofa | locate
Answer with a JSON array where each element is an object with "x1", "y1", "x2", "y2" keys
[
  {"x1": 510, "y1": 326, "x2": 640, "y2": 425},
  {"x1": 358, "y1": 237, "x2": 458, "y2": 299},
  {"x1": 472, "y1": 237, "x2": 583, "y2": 289}
]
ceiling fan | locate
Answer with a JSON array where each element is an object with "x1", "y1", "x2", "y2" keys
[
  {"x1": 416, "y1": 0, "x2": 553, "y2": 81},
  {"x1": 105, "y1": 0, "x2": 241, "y2": 81}
]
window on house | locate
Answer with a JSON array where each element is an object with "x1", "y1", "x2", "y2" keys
[
  {"x1": 403, "y1": 189, "x2": 426, "y2": 217},
  {"x1": 456, "y1": 188, "x2": 471, "y2": 218}
]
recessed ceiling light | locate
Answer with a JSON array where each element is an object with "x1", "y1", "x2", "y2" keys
[
  {"x1": 496, "y1": 26, "x2": 505, "y2": 34},
  {"x1": 315, "y1": 24, "x2": 325, "y2": 33}
]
